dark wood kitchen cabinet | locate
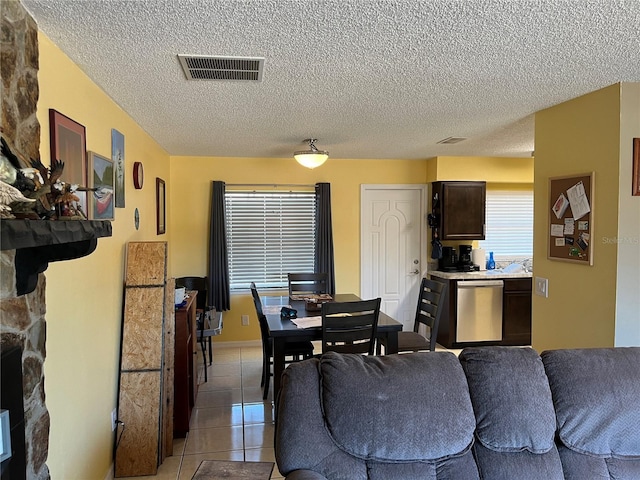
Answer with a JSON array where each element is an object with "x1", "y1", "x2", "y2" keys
[
  {"x1": 502, "y1": 278, "x2": 532, "y2": 345},
  {"x1": 432, "y1": 181, "x2": 486, "y2": 240}
]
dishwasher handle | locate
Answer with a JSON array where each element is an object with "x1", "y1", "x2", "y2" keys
[{"x1": 457, "y1": 280, "x2": 504, "y2": 288}]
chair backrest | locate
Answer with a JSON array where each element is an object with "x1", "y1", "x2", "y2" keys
[
  {"x1": 413, "y1": 277, "x2": 447, "y2": 351},
  {"x1": 288, "y1": 273, "x2": 329, "y2": 297},
  {"x1": 321, "y1": 298, "x2": 381, "y2": 355},
  {"x1": 176, "y1": 276, "x2": 208, "y2": 311},
  {"x1": 250, "y1": 282, "x2": 271, "y2": 346}
]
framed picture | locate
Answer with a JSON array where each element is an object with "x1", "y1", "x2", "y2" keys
[
  {"x1": 156, "y1": 177, "x2": 166, "y2": 235},
  {"x1": 112, "y1": 129, "x2": 125, "y2": 207},
  {"x1": 633, "y1": 138, "x2": 640, "y2": 196},
  {"x1": 548, "y1": 173, "x2": 594, "y2": 265},
  {"x1": 49, "y1": 109, "x2": 87, "y2": 213},
  {"x1": 88, "y1": 151, "x2": 115, "y2": 220}
]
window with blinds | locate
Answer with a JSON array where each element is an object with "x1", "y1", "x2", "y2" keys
[
  {"x1": 479, "y1": 190, "x2": 533, "y2": 260},
  {"x1": 225, "y1": 191, "x2": 316, "y2": 290}
]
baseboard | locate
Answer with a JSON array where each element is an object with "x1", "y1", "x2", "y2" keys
[
  {"x1": 103, "y1": 463, "x2": 114, "y2": 480},
  {"x1": 213, "y1": 340, "x2": 261, "y2": 349}
]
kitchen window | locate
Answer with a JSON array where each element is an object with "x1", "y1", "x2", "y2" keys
[
  {"x1": 479, "y1": 189, "x2": 533, "y2": 262},
  {"x1": 225, "y1": 190, "x2": 316, "y2": 290}
]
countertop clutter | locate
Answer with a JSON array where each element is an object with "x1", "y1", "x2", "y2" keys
[{"x1": 429, "y1": 270, "x2": 533, "y2": 280}]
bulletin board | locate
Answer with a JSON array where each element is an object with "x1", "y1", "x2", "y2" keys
[{"x1": 548, "y1": 173, "x2": 594, "y2": 265}]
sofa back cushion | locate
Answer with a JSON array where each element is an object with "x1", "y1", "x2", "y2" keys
[
  {"x1": 319, "y1": 351, "x2": 476, "y2": 462},
  {"x1": 459, "y1": 347, "x2": 556, "y2": 453},
  {"x1": 542, "y1": 347, "x2": 640, "y2": 459}
]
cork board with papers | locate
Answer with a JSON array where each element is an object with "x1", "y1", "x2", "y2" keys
[{"x1": 548, "y1": 173, "x2": 594, "y2": 265}]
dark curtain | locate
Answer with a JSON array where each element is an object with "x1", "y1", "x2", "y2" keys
[
  {"x1": 208, "y1": 181, "x2": 230, "y2": 311},
  {"x1": 315, "y1": 182, "x2": 336, "y2": 295}
]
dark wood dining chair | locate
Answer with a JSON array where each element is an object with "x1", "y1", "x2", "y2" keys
[
  {"x1": 287, "y1": 272, "x2": 329, "y2": 298},
  {"x1": 250, "y1": 282, "x2": 314, "y2": 399},
  {"x1": 175, "y1": 276, "x2": 220, "y2": 382},
  {"x1": 321, "y1": 298, "x2": 381, "y2": 355},
  {"x1": 377, "y1": 277, "x2": 446, "y2": 355}
]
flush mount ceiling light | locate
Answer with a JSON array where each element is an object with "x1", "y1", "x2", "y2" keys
[{"x1": 294, "y1": 138, "x2": 329, "y2": 169}]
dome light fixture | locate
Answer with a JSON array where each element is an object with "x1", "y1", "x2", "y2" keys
[{"x1": 294, "y1": 138, "x2": 329, "y2": 169}]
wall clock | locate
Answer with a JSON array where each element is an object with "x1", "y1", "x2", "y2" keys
[{"x1": 133, "y1": 161, "x2": 144, "y2": 189}]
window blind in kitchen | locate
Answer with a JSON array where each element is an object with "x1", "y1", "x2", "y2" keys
[
  {"x1": 479, "y1": 190, "x2": 533, "y2": 259},
  {"x1": 225, "y1": 190, "x2": 316, "y2": 290}
]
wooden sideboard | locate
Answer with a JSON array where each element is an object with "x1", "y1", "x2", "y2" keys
[{"x1": 174, "y1": 291, "x2": 199, "y2": 437}]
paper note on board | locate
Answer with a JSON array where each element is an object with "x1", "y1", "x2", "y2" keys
[
  {"x1": 567, "y1": 181, "x2": 591, "y2": 220},
  {"x1": 551, "y1": 224, "x2": 564, "y2": 237},
  {"x1": 552, "y1": 193, "x2": 570, "y2": 219}
]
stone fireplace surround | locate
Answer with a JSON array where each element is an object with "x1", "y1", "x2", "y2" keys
[{"x1": 1, "y1": 3, "x2": 110, "y2": 478}]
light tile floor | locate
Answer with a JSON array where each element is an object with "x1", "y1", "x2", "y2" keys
[
  {"x1": 118, "y1": 343, "x2": 283, "y2": 480},
  {"x1": 118, "y1": 342, "x2": 463, "y2": 480}
]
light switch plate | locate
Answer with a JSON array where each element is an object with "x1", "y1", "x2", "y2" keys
[{"x1": 535, "y1": 277, "x2": 549, "y2": 298}]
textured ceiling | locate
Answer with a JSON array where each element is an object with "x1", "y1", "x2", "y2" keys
[{"x1": 22, "y1": 0, "x2": 640, "y2": 160}]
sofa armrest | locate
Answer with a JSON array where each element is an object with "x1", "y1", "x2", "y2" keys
[{"x1": 285, "y1": 470, "x2": 330, "y2": 480}]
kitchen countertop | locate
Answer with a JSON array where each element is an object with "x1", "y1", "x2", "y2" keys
[{"x1": 428, "y1": 270, "x2": 533, "y2": 280}]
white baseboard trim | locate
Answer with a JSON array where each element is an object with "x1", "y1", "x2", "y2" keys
[
  {"x1": 214, "y1": 340, "x2": 261, "y2": 349},
  {"x1": 103, "y1": 463, "x2": 114, "y2": 480}
]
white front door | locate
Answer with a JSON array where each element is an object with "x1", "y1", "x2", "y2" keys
[{"x1": 361, "y1": 185, "x2": 427, "y2": 331}]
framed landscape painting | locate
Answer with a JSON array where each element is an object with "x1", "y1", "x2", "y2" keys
[
  {"x1": 88, "y1": 151, "x2": 115, "y2": 220},
  {"x1": 49, "y1": 109, "x2": 87, "y2": 213}
]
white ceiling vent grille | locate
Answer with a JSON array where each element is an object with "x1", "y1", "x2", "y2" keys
[
  {"x1": 178, "y1": 55, "x2": 264, "y2": 81},
  {"x1": 437, "y1": 136, "x2": 467, "y2": 144}
]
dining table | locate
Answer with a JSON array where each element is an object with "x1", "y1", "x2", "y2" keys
[{"x1": 262, "y1": 293, "x2": 403, "y2": 396}]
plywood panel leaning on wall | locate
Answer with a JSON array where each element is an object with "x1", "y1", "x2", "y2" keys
[{"x1": 115, "y1": 242, "x2": 172, "y2": 477}]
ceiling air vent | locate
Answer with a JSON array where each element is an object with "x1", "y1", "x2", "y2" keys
[
  {"x1": 178, "y1": 55, "x2": 264, "y2": 81},
  {"x1": 436, "y1": 136, "x2": 467, "y2": 144}
]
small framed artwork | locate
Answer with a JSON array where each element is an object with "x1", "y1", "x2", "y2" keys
[
  {"x1": 49, "y1": 109, "x2": 87, "y2": 213},
  {"x1": 88, "y1": 151, "x2": 115, "y2": 220},
  {"x1": 633, "y1": 138, "x2": 640, "y2": 196},
  {"x1": 156, "y1": 177, "x2": 166, "y2": 235},
  {"x1": 112, "y1": 129, "x2": 125, "y2": 207}
]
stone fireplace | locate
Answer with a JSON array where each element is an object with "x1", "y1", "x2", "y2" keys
[
  {"x1": 1, "y1": 2, "x2": 50, "y2": 478},
  {"x1": 1, "y1": 4, "x2": 112, "y2": 478}
]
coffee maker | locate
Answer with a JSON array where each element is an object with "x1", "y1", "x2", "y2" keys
[
  {"x1": 438, "y1": 246, "x2": 457, "y2": 271},
  {"x1": 457, "y1": 244, "x2": 479, "y2": 271}
]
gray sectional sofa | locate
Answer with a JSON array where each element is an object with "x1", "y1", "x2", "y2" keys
[{"x1": 275, "y1": 346, "x2": 640, "y2": 480}]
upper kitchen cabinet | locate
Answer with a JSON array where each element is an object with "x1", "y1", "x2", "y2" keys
[{"x1": 432, "y1": 181, "x2": 486, "y2": 240}]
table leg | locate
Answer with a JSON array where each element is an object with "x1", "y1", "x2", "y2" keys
[
  {"x1": 383, "y1": 331, "x2": 399, "y2": 354},
  {"x1": 272, "y1": 337, "x2": 287, "y2": 398}
]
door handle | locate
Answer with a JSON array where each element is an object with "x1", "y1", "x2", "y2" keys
[{"x1": 411, "y1": 269, "x2": 420, "y2": 275}]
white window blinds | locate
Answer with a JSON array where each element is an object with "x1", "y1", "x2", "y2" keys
[
  {"x1": 479, "y1": 190, "x2": 533, "y2": 259},
  {"x1": 225, "y1": 191, "x2": 316, "y2": 290}
]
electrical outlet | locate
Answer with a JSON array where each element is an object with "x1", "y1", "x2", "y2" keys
[
  {"x1": 111, "y1": 409, "x2": 117, "y2": 431},
  {"x1": 241, "y1": 314, "x2": 250, "y2": 326},
  {"x1": 535, "y1": 277, "x2": 549, "y2": 298}
]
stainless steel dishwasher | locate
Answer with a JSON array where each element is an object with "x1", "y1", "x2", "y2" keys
[{"x1": 456, "y1": 279, "x2": 504, "y2": 342}]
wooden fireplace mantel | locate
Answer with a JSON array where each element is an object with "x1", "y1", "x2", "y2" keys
[{"x1": 0, "y1": 219, "x2": 112, "y2": 295}]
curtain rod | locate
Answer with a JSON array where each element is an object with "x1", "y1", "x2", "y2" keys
[{"x1": 225, "y1": 183, "x2": 315, "y2": 188}]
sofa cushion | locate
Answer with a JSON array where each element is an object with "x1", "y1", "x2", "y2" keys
[
  {"x1": 542, "y1": 347, "x2": 640, "y2": 459},
  {"x1": 319, "y1": 351, "x2": 476, "y2": 462},
  {"x1": 459, "y1": 347, "x2": 556, "y2": 454}
]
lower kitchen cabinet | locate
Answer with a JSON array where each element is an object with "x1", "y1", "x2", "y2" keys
[
  {"x1": 431, "y1": 275, "x2": 532, "y2": 348},
  {"x1": 502, "y1": 278, "x2": 532, "y2": 345}
]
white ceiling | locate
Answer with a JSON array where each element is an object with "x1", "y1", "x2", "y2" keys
[{"x1": 22, "y1": 0, "x2": 640, "y2": 160}]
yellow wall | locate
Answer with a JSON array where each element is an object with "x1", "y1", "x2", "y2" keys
[
  {"x1": 427, "y1": 156, "x2": 534, "y2": 183},
  {"x1": 533, "y1": 84, "x2": 622, "y2": 350},
  {"x1": 169, "y1": 156, "x2": 428, "y2": 342},
  {"x1": 37, "y1": 34, "x2": 170, "y2": 479},
  {"x1": 615, "y1": 83, "x2": 640, "y2": 346}
]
